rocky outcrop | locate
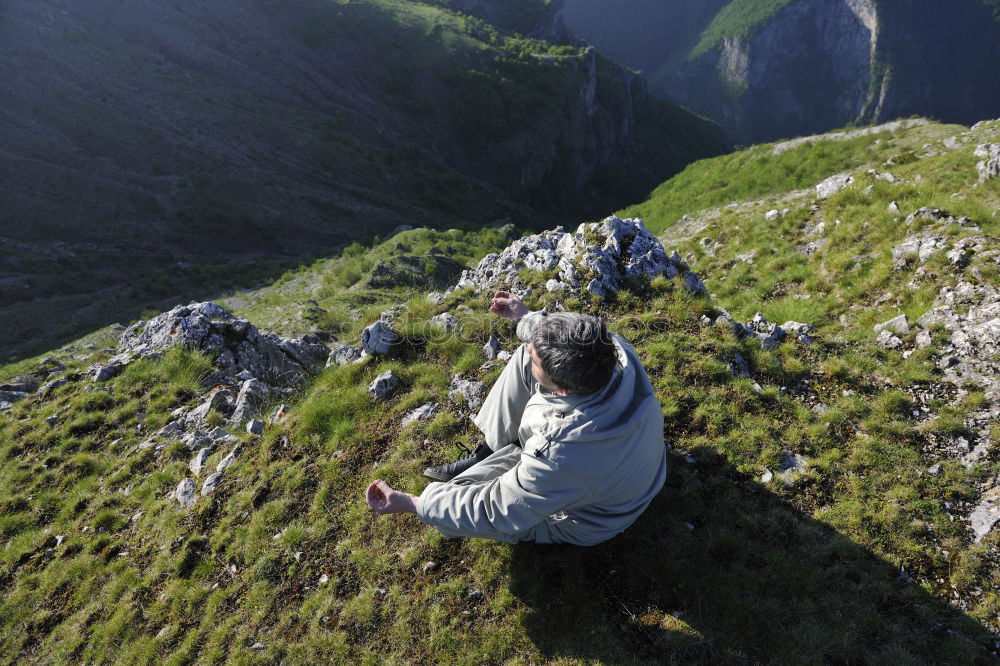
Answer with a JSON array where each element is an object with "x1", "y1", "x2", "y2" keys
[
  {"x1": 117, "y1": 302, "x2": 329, "y2": 386},
  {"x1": 454, "y1": 216, "x2": 703, "y2": 300},
  {"x1": 975, "y1": 144, "x2": 1000, "y2": 182}
]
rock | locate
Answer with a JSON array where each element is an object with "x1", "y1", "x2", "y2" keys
[
  {"x1": 91, "y1": 363, "x2": 123, "y2": 382},
  {"x1": 38, "y1": 376, "x2": 71, "y2": 397},
  {"x1": 761, "y1": 468, "x2": 774, "y2": 483},
  {"x1": 876, "y1": 330, "x2": 904, "y2": 349},
  {"x1": 421, "y1": 561, "x2": 438, "y2": 574},
  {"x1": 683, "y1": 271, "x2": 708, "y2": 296},
  {"x1": 179, "y1": 430, "x2": 213, "y2": 451},
  {"x1": 190, "y1": 447, "x2": 213, "y2": 476},
  {"x1": 189, "y1": 389, "x2": 234, "y2": 421},
  {"x1": 229, "y1": 379, "x2": 271, "y2": 423},
  {"x1": 117, "y1": 302, "x2": 329, "y2": 385},
  {"x1": 483, "y1": 334, "x2": 501, "y2": 360},
  {"x1": 765, "y1": 209, "x2": 781, "y2": 221},
  {"x1": 873, "y1": 315, "x2": 909, "y2": 336},
  {"x1": 246, "y1": 419, "x2": 265, "y2": 435},
  {"x1": 734, "y1": 251, "x2": 756, "y2": 265},
  {"x1": 159, "y1": 421, "x2": 183, "y2": 438},
  {"x1": 815, "y1": 173, "x2": 854, "y2": 198},
  {"x1": 970, "y1": 486, "x2": 1000, "y2": 543},
  {"x1": 974, "y1": 144, "x2": 1000, "y2": 182},
  {"x1": 777, "y1": 451, "x2": 808, "y2": 484},
  {"x1": 201, "y1": 472, "x2": 223, "y2": 496},
  {"x1": 368, "y1": 370, "x2": 401, "y2": 401},
  {"x1": 269, "y1": 404, "x2": 289, "y2": 424},
  {"x1": 250, "y1": 642, "x2": 266, "y2": 651},
  {"x1": 926, "y1": 464, "x2": 941, "y2": 477},
  {"x1": 216, "y1": 446, "x2": 242, "y2": 473},
  {"x1": 430, "y1": 313, "x2": 460, "y2": 333},
  {"x1": 402, "y1": 402, "x2": 438, "y2": 428},
  {"x1": 45, "y1": 407, "x2": 68, "y2": 426},
  {"x1": 361, "y1": 320, "x2": 398, "y2": 356},
  {"x1": 915, "y1": 331, "x2": 933, "y2": 349},
  {"x1": 426, "y1": 292, "x2": 447, "y2": 305},
  {"x1": 174, "y1": 479, "x2": 197, "y2": 509},
  {"x1": 449, "y1": 375, "x2": 486, "y2": 409},
  {"x1": 326, "y1": 341, "x2": 362, "y2": 367},
  {"x1": 744, "y1": 313, "x2": 786, "y2": 350},
  {"x1": 725, "y1": 353, "x2": 750, "y2": 377},
  {"x1": 781, "y1": 321, "x2": 815, "y2": 336},
  {"x1": 888, "y1": 201, "x2": 900, "y2": 213},
  {"x1": 455, "y1": 216, "x2": 690, "y2": 300},
  {"x1": 497, "y1": 350, "x2": 512, "y2": 362}
]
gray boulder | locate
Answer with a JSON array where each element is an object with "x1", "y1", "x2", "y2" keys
[
  {"x1": 190, "y1": 447, "x2": 213, "y2": 476},
  {"x1": 815, "y1": 173, "x2": 854, "y2": 198},
  {"x1": 361, "y1": 320, "x2": 398, "y2": 356},
  {"x1": 246, "y1": 419, "x2": 265, "y2": 435},
  {"x1": 117, "y1": 302, "x2": 329, "y2": 385},
  {"x1": 483, "y1": 334, "x2": 501, "y2": 360},
  {"x1": 230, "y1": 378, "x2": 271, "y2": 423},
  {"x1": 745, "y1": 313, "x2": 786, "y2": 350},
  {"x1": 449, "y1": 375, "x2": 487, "y2": 409},
  {"x1": 401, "y1": 402, "x2": 439, "y2": 428},
  {"x1": 430, "y1": 313, "x2": 460, "y2": 333},
  {"x1": 174, "y1": 478, "x2": 197, "y2": 509},
  {"x1": 975, "y1": 143, "x2": 1000, "y2": 182},
  {"x1": 216, "y1": 446, "x2": 242, "y2": 473},
  {"x1": 876, "y1": 330, "x2": 904, "y2": 349},
  {"x1": 970, "y1": 486, "x2": 1000, "y2": 543},
  {"x1": 368, "y1": 371, "x2": 401, "y2": 401},
  {"x1": 201, "y1": 472, "x2": 223, "y2": 496},
  {"x1": 873, "y1": 315, "x2": 909, "y2": 336},
  {"x1": 326, "y1": 341, "x2": 362, "y2": 367}
]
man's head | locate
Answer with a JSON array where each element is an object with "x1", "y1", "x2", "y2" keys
[{"x1": 529, "y1": 313, "x2": 619, "y2": 395}]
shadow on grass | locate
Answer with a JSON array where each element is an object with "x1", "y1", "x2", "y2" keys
[{"x1": 509, "y1": 451, "x2": 998, "y2": 665}]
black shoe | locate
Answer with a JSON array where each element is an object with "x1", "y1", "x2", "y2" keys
[{"x1": 423, "y1": 442, "x2": 492, "y2": 481}]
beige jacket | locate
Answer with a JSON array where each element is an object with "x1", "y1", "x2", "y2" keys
[{"x1": 417, "y1": 313, "x2": 667, "y2": 545}]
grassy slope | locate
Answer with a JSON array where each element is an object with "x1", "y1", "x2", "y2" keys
[
  {"x1": 3, "y1": 119, "x2": 1000, "y2": 663},
  {"x1": 688, "y1": 0, "x2": 793, "y2": 59}
]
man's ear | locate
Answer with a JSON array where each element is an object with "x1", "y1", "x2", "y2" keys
[{"x1": 555, "y1": 387, "x2": 571, "y2": 397}]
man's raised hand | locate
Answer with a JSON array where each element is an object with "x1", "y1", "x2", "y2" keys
[{"x1": 489, "y1": 291, "x2": 530, "y2": 323}]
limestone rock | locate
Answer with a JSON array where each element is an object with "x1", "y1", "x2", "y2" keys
[
  {"x1": 201, "y1": 473, "x2": 223, "y2": 496},
  {"x1": 190, "y1": 447, "x2": 213, "y2": 476},
  {"x1": 725, "y1": 353, "x2": 750, "y2": 377},
  {"x1": 174, "y1": 478, "x2": 197, "y2": 509},
  {"x1": 361, "y1": 320, "x2": 398, "y2": 356},
  {"x1": 876, "y1": 330, "x2": 904, "y2": 349},
  {"x1": 449, "y1": 375, "x2": 486, "y2": 409},
  {"x1": 455, "y1": 216, "x2": 693, "y2": 300},
  {"x1": 873, "y1": 315, "x2": 909, "y2": 336},
  {"x1": 815, "y1": 173, "x2": 854, "y2": 198},
  {"x1": 326, "y1": 342, "x2": 362, "y2": 367},
  {"x1": 118, "y1": 302, "x2": 328, "y2": 385},
  {"x1": 430, "y1": 313, "x2": 460, "y2": 333},
  {"x1": 974, "y1": 143, "x2": 1000, "y2": 183},
  {"x1": 216, "y1": 446, "x2": 242, "y2": 473},
  {"x1": 970, "y1": 486, "x2": 1000, "y2": 543},
  {"x1": 230, "y1": 379, "x2": 271, "y2": 423},
  {"x1": 745, "y1": 313, "x2": 786, "y2": 350},
  {"x1": 777, "y1": 451, "x2": 808, "y2": 484},
  {"x1": 246, "y1": 419, "x2": 265, "y2": 435},
  {"x1": 368, "y1": 370, "x2": 401, "y2": 401},
  {"x1": 402, "y1": 402, "x2": 438, "y2": 428},
  {"x1": 483, "y1": 334, "x2": 501, "y2": 360},
  {"x1": 90, "y1": 362, "x2": 123, "y2": 382}
]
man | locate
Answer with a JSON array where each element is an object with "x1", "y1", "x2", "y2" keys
[{"x1": 365, "y1": 291, "x2": 667, "y2": 546}]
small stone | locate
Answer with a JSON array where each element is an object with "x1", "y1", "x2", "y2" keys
[
  {"x1": 201, "y1": 472, "x2": 222, "y2": 496},
  {"x1": 54, "y1": 535, "x2": 64, "y2": 546},
  {"x1": 430, "y1": 313, "x2": 460, "y2": 333},
  {"x1": 422, "y1": 561, "x2": 438, "y2": 574},
  {"x1": 368, "y1": 370, "x2": 401, "y2": 401},
  {"x1": 888, "y1": 201, "x2": 900, "y2": 213},
  {"x1": 927, "y1": 464, "x2": 942, "y2": 477},
  {"x1": 876, "y1": 330, "x2": 904, "y2": 349},
  {"x1": 483, "y1": 334, "x2": 501, "y2": 360},
  {"x1": 761, "y1": 468, "x2": 774, "y2": 483},
  {"x1": 319, "y1": 573, "x2": 329, "y2": 585},
  {"x1": 401, "y1": 402, "x2": 438, "y2": 428},
  {"x1": 873, "y1": 314, "x2": 909, "y2": 336},
  {"x1": 250, "y1": 643, "x2": 265, "y2": 651},
  {"x1": 190, "y1": 447, "x2": 213, "y2": 476},
  {"x1": 216, "y1": 446, "x2": 242, "y2": 473},
  {"x1": 246, "y1": 419, "x2": 265, "y2": 435},
  {"x1": 326, "y1": 342, "x2": 362, "y2": 367},
  {"x1": 174, "y1": 478, "x2": 197, "y2": 509},
  {"x1": 449, "y1": 375, "x2": 486, "y2": 409}
]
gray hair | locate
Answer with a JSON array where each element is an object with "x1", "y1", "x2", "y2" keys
[{"x1": 530, "y1": 313, "x2": 619, "y2": 395}]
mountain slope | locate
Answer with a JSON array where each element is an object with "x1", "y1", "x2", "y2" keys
[
  {"x1": 2, "y1": 118, "x2": 1000, "y2": 662},
  {"x1": 559, "y1": 0, "x2": 1000, "y2": 144},
  {"x1": 0, "y1": 0, "x2": 727, "y2": 362}
]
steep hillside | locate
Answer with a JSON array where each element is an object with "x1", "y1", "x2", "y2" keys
[
  {"x1": 0, "y1": 0, "x2": 726, "y2": 362},
  {"x1": 1, "y1": 118, "x2": 1000, "y2": 663},
  {"x1": 559, "y1": 0, "x2": 1000, "y2": 145}
]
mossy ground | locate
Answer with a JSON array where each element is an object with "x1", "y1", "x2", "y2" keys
[{"x1": 2, "y1": 119, "x2": 1000, "y2": 663}]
